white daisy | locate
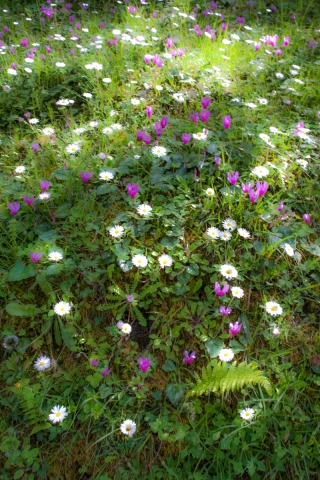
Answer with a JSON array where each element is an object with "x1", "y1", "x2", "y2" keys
[
  {"x1": 34, "y1": 355, "x2": 51, "y2": 372},
  {"x1": 53, "y1": 301, "x2": 71, "y2": 316},
  {"x1": 55, "y1": 62, "x2": 66, "y2": 67},
  {"x1": 282, "y1": 243, "x2": 294, "y2": 256},
  {"x1": 132, "y1": 254, "x2": 148, "y2": 268},
  {"x1": 151, "y1": 146, "x2": 167, "y2": 157},
  {"x1": 240, "y1": 408, "x2": 255, "y2": 421},
  {"x1": 265, "y1": 301, "x2": 283, "y2": 316},
  {"x1": 48, "y1": 405, "x2": 68, "y2": 424},
  {"x1": 205, "y1": 188, "x2": 215, "y2": 196},
  {"x1": 172, "y1": 93, "x2": 184, "y2": 102},
  {"x1": 131, "y1": 98, "x2": 141, "y2": 105},
  {"x1": 220, "y1": 264, "x2": 238, "y2": 279},
  {"x1": 245, "y1": 102, "x2": 257, "y2": 108},
  {"x1": 102, "y1": 77, "x2": 112, "y2": 83},
  {"x1": 38, "y1": 192, "x2": 51, "y2": 200},
  {"x1": 158, "y1": 254, "x2": 173, "y2": 268},
  {"x1": 137, "y1": 204, "x2": 152, "y2": 216},
  {"x1": 83, "y1": 92, "x2": 92, "y2": 98},
  {"x1": 222, "y1": 218, "x2": 237, "y2": 231},
  {"x1": 193, "y1": 131, "x2": 207, "y2": 140},
  {"x1": 110, "y1": 123, "x2": 123, "y2": 131},
  {"x1": 7, "y1": 68, "x2": 17, "y2": 75},
  {"x1": 66, "y1": 143, "x2": 81, "y2": 154},
  {"x1": 15, "y1": 166, "x2": 26, "y2": 174},
  {"x1": 207, "y1": 227, "x2": 220, "y2": 239},
  {"x1": 273, "y1": 326, "x2": 281, "y2": 335},
  {"x1": 251, "y1": 166, "x2": 269, "y2": 178},
  {"x1": 48, "y1": 251, "x2": 63, "y2": 261},
  {"x1": 73, "y1": 127, "x2": 86, "y2": 134},
  {"x1": 237, "y1": 228, "x2": 251, "y2": 239},
  {"x1": 3, "y1": 84, "x2": 11, "y2": 92},
  {"x1": 121, "y1": 323, "x2": 132, "y2": 334},
  {"x1": 102, "y1": 127, "x2": 114, "y2": 135},
  {"x1": 231, "y1": 286, "x2": 244, "y2": 298},
  {"x1": 42, "y1": 127, "x2": 55, "y2": 136},
  {"x1": 120, "y1": 419, "x2": 136, "y2": 436},
  {"x1": 99, "y1": 171, "x2": 114, "y2": 181},
  {"x1": 219, "y1": 231, "x2": 232, "y2": 241},
  {"x1": 219, "y1": 348, "x2": 234, "y2": 362},
  {"x1": 29, "y1": 118, "x2": 39, "y2": 124},
  {"x1": 109, "y1": 225, "x2": 124, "y2": 238}
]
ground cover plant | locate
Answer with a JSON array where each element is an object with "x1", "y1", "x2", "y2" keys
[{"x1": 0, "y1": 0, "x2": 320, "y2": 478}]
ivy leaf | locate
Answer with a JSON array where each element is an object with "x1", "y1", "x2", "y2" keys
[
  {"x1": 8, "y1": 260, "x2": 35, "y2": 281},
  {"x1": 165, "y1": 384, "x2": 185, "y2": 406},
  {"x1": 162, "y1": 359, "x2": 176, "y2": 372},
  {"x1": 205, "y1": 339, "x2": 224, "y2": 358}
]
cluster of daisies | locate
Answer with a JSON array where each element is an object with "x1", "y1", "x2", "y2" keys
[{"x1": 206, "y1": 218, "x2": 251, "y2": 241}]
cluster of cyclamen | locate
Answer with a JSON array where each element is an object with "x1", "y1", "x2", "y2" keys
[
  {"x1": 255, "y1": 34, "x2": 290, "y2": 54},
  {"x1": 226, "y1": 172, "x2": 268, "y2": 202},
  {"x1": 189, "y1": 98, "x2": 231, "y2": 130},
  {"x1": 8, "y1": 180, "x2": 52, "y2": 215}
]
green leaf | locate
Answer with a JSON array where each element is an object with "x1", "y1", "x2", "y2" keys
[
  {"x1": 165, "y1": 384, "x2": 185, "y2": 406},
  {"x1": 186, "y1": 264, "x2": 199, "y2": 275},
  {"x1": 14, "y1": 470, "x2": 24, "y2": 479},
  {"x1": 229, "y1": 339, "x2": 246, "y2": 353},
  {"x1": 38, "y1": 230, "x2": 61, "y2": 242},
  {"x1": 205, "y1": 339, "x2": 224, "y2": 358},
  {"x1": 46, "y1": 264, "x2": 63, "y2": 276},
  {"x1": 161, "y1": 237, "x2": 180, "y2": 249},
  {"x1": 30, "y1": 422, "x2": 51, "y2": 436},
  {"x1": 8, "y1": 260, "x2": 35, "y2": 281},
  {"x1": 58, "y1": 319, "x2": 75, "y2": 349},
  {"x1": 162, "y1": 359, "x2": 176, "y2": 372},
  {"x1": 6, "y1": 302, "x2": 37, "y2": 317}
]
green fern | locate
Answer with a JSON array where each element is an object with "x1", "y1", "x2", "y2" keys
[{"x1": 187, "y1": 360, "x2": 272, "y2": 398}]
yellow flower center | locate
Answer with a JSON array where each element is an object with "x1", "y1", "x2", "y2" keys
[
  {"x1": 271, "y1": 306, "x2": 277, "y2": 311},
  {"x1": 126, "y1": 426, "x2": 132, "y2": 431},
  {"x1": 40, "y1": 361, "x2": 45, "y2": 365},
  {"x1": 226, "y1": 269, "x2": 231, "y2": 274},
  {"x1": 56, "y1": 412, "x2": 61, "y2": 417}
]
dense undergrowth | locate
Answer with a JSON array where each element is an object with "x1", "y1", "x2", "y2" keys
[{"x1": 0, "y1": 0, "x2": 320, "y2": 479}]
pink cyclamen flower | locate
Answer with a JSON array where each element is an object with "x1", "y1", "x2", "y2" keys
[
  {"x1": 276, "y1": 49, "x2": 282, "y2": 55},
  {"x1": 8, "y1": 202, "x2": 20, "y2": 216},
  {"x1": 90, "y1": 358, "x2": 99, "y2": 367},
  {"x1": 229, "y1": 322, "x2": 242, "y2": 335},
  {"x1": 21, "y1": 38, "x2": 28, "y2": 47},
  {"x1": 146, "y1": 106, "x2": 153, "y2": 118},
  {"x1": 215, "y1": 282, "x2": 229, "y2": 296},
  {"x1": 183, "y1": 350, "x2": 196, "y2": 364},
  {"x1": 40, "y1": 180, "x2": 51, "y2": 191},
  {"x1": 291, "y1": 13, "x2": 296, "y2": 19},
  {"x1": 227, "y1": 171, "x2": 239, "y2": 185},
  {"x1": 242, "y1": 183, "x2": 254, "y2": 193},
  {"x1": 282, "y1": 36, "x2": 290, "y2": 47},
  {"x1": 309, "y1": 41, "x2": 316, "y2": 49},
  {"x1": 190, "y1": 112, "x2": 199, "y2": 125},
  {"x1": 256, "y1": 181, "x2": 268, "y2": 196},
  {"x1": 139, "y1": 357, "x2": 151, "y2": 373},
  {"x1": 31, "y1": 143, "x2": 39, "y2": 153},
  {"x1": 215, "y1": 156, "x2": 221, "y2": 166},
  {"x1": 80, "y1": 171, "x2": 94, "y2": 183},
  {"x1": 236, "y1": 16, "x2": 245, "y2": 24},
  {"x1": 278, "y1": 202, "x2": 284, "y2": 211},
  {"x1": 166, "y1": 37, "x2": 173, "y2": 49},
  {"x1": 200, "y1": 109, "x2": 210, "y2": 123},
  {"x1": 117, "y1": 321, "x2": 124, "y2": 329},
  {"x1": 136, "y1": 129, "x2": 146, "y2": 141},
  {"x1": 154, "y1": 122, "x2": 163, "y2": 137},
  {"x1": 181, "y1": 133, "x2": 191, "y2": 145},
  {"x1": 30, "y1": 251, "x2": 43, "y2": 263},
  {"x1": 126, "y1": 295, "x2": 135, "y2": 303},
  {"x1": 222, "y1": 115, "x2": 231, "y2": 129},
  {"x1": 220, "y1": 306, "x2": 232, "y2": 316},
  {"x1": 143, "y1": 134, "x2": 152, "y2": 145},
  {"x1": 221, "y1": 22, "x2": 228, "y2": 30},
  {"x1": 249, "y1": 189, "x2": 260, "y2": 202},
  {"x1": 201, "y1": 97, "x2": 211, "y2": 108},
  {"x1": 101, "y1": 366, "x2": 111, "y2": 377},
  {"x1": 302, "y1": 214, "x2": 310, "y2": 223},
  {"x1": 160, "y1": 116, "x2": 168, "y2": 129},
  {"x1": 128, "y1": 183, "x2": 139, "y2": 199},
  {"x1": 254, "y1": 42, "x2": 261, "y2": 51},
  {"x1": 23, "y1": 195, "x2": 35, "y2": 206}
]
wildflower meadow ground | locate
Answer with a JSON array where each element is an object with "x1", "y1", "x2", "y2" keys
[{"x1": 0, "y1": 0, "x2": 320, "y2": 479}]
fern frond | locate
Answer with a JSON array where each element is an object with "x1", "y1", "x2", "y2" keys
[
  {"x1": 108, "y1": 285, "x2": 125, "y2": 297},
  {"x1": 132, "y1": 306, "x2": 147, "y2": 326}
]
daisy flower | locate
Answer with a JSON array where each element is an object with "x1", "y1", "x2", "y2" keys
[
  {"x1": 282, "y1": 243, "x2": 294, "y2": 256},
  {"x1": 42, "y1": 127, "x2": 55, "y2": 136},
  {"x1": 102, "y1": 77, "x2": 112, "y2": 83},
  {"x1": 205, "y1": 188, "x2": 214, "y2": 196},
  {"x1": 219, "y1": 231, "x2": 232, "y2": 241},
  {"x1": 231, "y1": 286, "x2": 244, "y2": 298},
  {"x1": 137, "y1": 204, "x2": 152, "y2": 216},
  {"x1": 109, "y1": 225, "x2": 124, "y2": 238},
  {"x1": 151, "y1": 146, "x2": 167, "y2": 157},
  {"x1": 83, "y1": 92, "x2": 92, "y2": 98},
  {"x1": 121, "y1": 323, "x2": 132, "y2": 334},
  {"x1": 207, "y1": 227, "x2": 220, "y2": 239},
  {"x1": 219, "y1": 348, "x2": 234, "y2": 362},
  {"x1": 66, "y1": 143, "x2": 81, "y2": 154},
  {"x1": 265, "y1": 301, "x2": 283, "y2": 316},
  {"x1": 110, "y1": 123, "x2": 123, "y2": 131},
  {"x1": 158, "y1": 254, "x2": 173, "y2": 268},
  {"x1": 15, "y1": 166, "x2": 26, "y2": 174},
  {"x1": 34, "y1": 355, "x2": 51, "y2": 372},
  {"x1": 240, "y1": 408, "x2": 255, "y2": 421},
  {"x1": 172, "y1": 93, "x2": 184, "y2": 102},
  {"x1": 48, "y1": 251, "x2": 63, "y2": 261},
  {"x1": 237, "y1": 228, "x2": 251, "y2": 239},
  {"x1": 99, "y1": 171, "x2": 114, "y2": 181},
  {"x1": 120, "y1": 419, "x2": 136, "y2": 436},
  {"x1": 222, "y1": 218, "x2": 237, "y2": 231},
  {"x1": 48, "y1": 405, "x2": 68, "y2": 424},
  {"x1": 38, "y1": 193, "x2": 51, "y2": 200},
  {"x1": 132, "y1": 254, "x2": 148, "y2": 268},
  {"x1": 54, "y1": 301, "x2": 71, "y2": 316},
  {"x1": 251, "y1": 166, "x2": 269, "y2": 178},
  {"x1": 220, "y1": 264, "x2": 238, "y2": 279},
  {"x1": 73, "y1": 127, "x2": 86, "y2": 134},
  {"x1": 193, "y1": 131, "x2": 208, "y2": 141},
  {"x1": 102, "y1": 127, "x2": 114, "y2": 135}
]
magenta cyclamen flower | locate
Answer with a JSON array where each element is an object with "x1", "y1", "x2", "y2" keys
[
  {"x1": 183, "y1": 350, "x2": 196, "y2": 364},
  {"x1": 249, "y1": 189, "x2": 260, "y2": 202},
  {"x1": 80, "y1": 171, "x2": 94, "y2": 183},
  {"x1": 128, "y1": 183, "x2": 139, "y2": 199},
  {"x1": 222, "y1": 115, "x2": 231, "y2": 129},
  {"x1": 101, "y1": 366, "x2": 111, "y2": 377},
  {"x1": 236, "y1": 16, "x2": 245, "y2": 24},
  {"x1": 160, "y1": 116, "x2": 168, "y2": 129},
  {"x1": 256, "y1": 181, "x2": 268, "y2": 196},
  {"x1": 143, "y1": 134, "x2": 152, "y2": 145},
  {"x1": 282, "y1": 36, "x2": 290, "y2": 47},
  {"x1": 8, "y1": 202, "x2": 20, "y2": 216},
  {"x1": 136, "y1": 129, "x2": 146, "y2": 141},
  {"x1": 227, "y1": 171, "x2": 239, "y2": 185},
  {"x1": 302, "y1": 214, "x2": 310, "y2": 223},
  {"x1": 146, "y1": 106, "x2": 153, "y2": 118},
  {"x1": 190, "y1": 112, "x2": 199, "y2": 125},
  {"x1": 23, "y1": 195, "x2": 35, "y2": 206},
  {"x1": 30, "y1": 251, "x2": 43, "y2": 263},
  {"x1": 200, "y1": 109, "x2": 211, "y2": 123},
  {"x1": 201, "y1": 97, "x2": 211, "y2": 109},
  {"x1": 21, "y1": 38, "x2": 28, "y2": 47},
  {"x1": 139, "y1": 357, "x2": 151, "y2": 373},
  {"x1": 31, "y1": 143, "x2": 40, "y2": 152},
  {"x1": 278, "y1": 202, "x2": 284, "y2": 211},
  {"x1": 166, "y1": 37, "x2": 173, "y2": 49},
  {"x1": 181, "y1": 133, "x2": 191, "y2": 145},
  {"x1": 40, "y1": 180, "x2": 51, "y2": 192},
  {"x1": 242, "y1": 183, "x2": 253, "y2": 193},
  {"x1": 229, "y1": 321, "x2": 242, "y2": 335},
  {"x1": 220, "y1": 306, "x2": 232, "y2": 316},
  {"x1": 90, "y1": 358, "x2": 99, "y2": 367},
  {"x1": 154, "y1": 122, "x2": 163, "y2": 137},
  {"x1": 215, "y1": 282, "x2": 229, "y2": 296}
]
